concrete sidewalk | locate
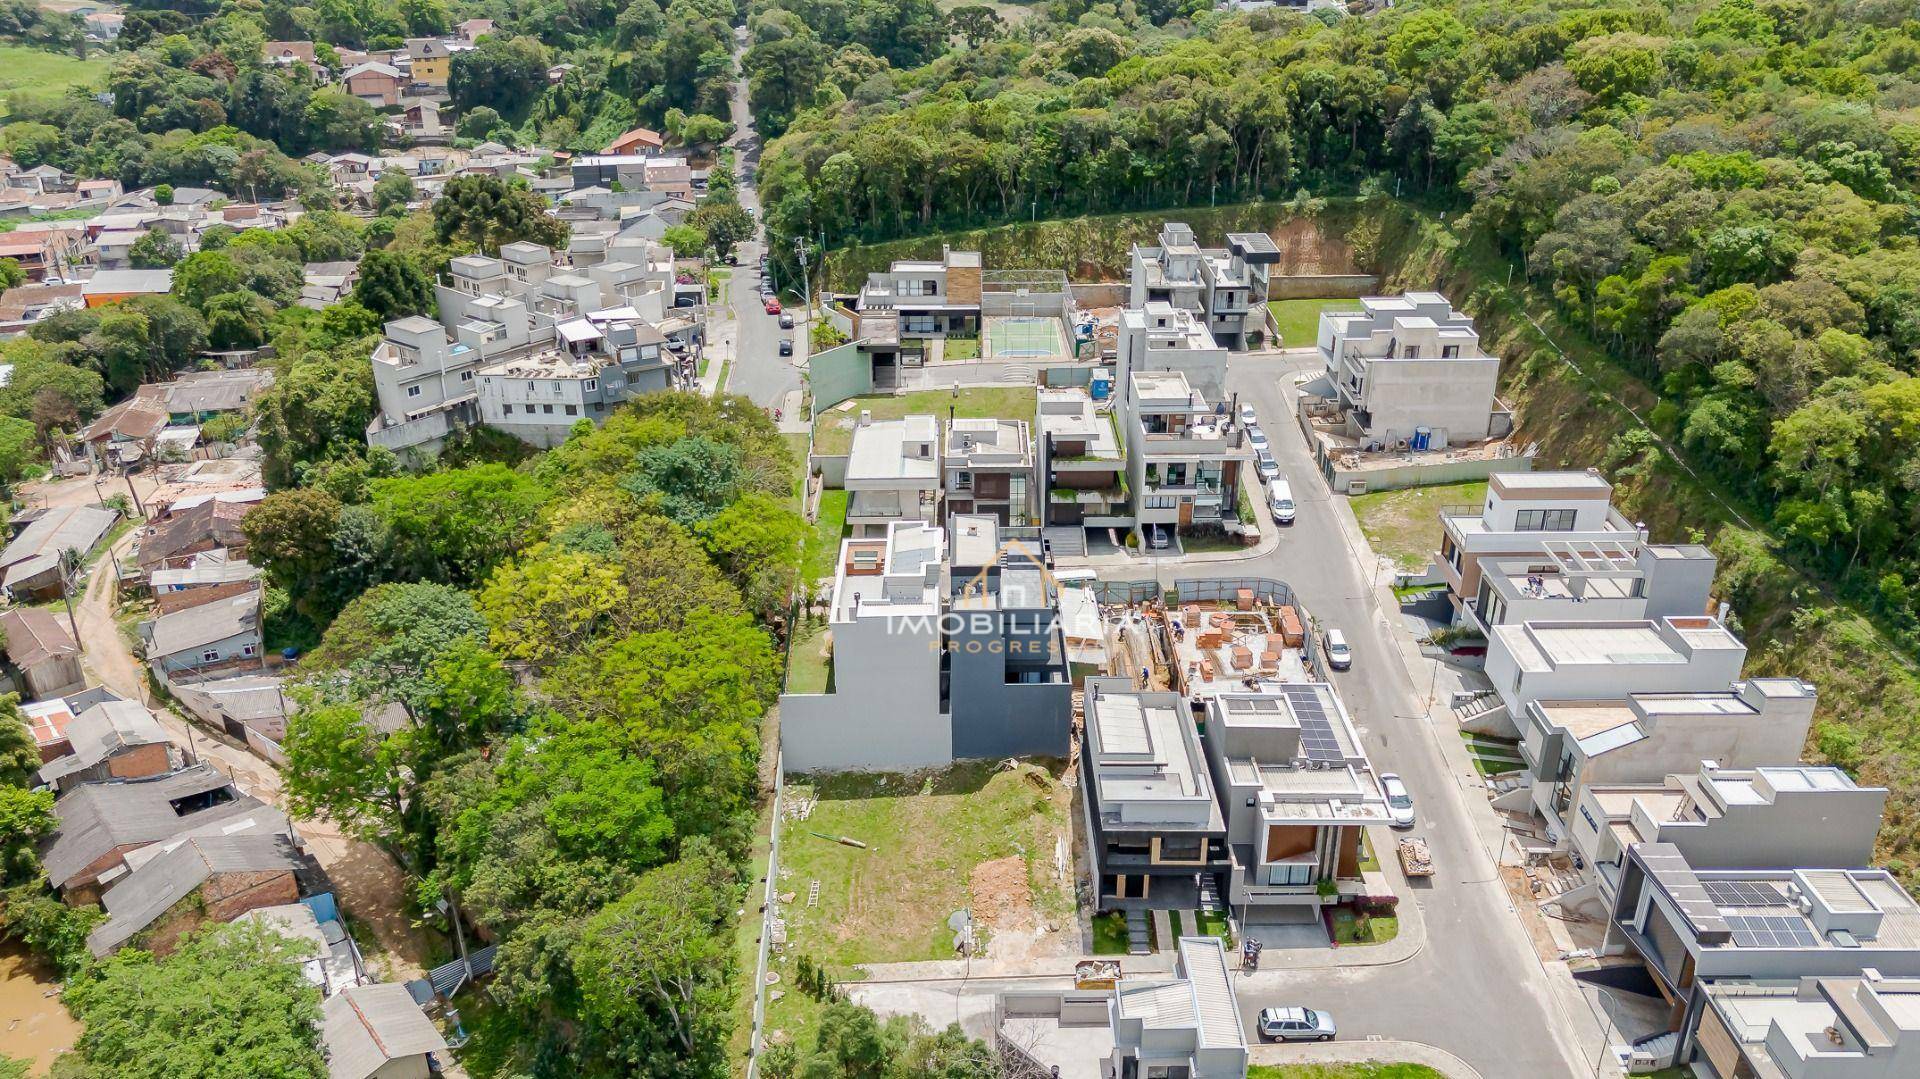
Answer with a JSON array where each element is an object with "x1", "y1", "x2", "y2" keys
[{"x1": 1250, "y1": 1040, "x2": 1482, "y2": 1079}]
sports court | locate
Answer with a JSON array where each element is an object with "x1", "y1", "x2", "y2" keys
[{"x1": 985, "y1": 315, "x2": 1070, "y2": 360}]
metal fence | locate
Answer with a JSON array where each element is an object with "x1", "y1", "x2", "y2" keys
[
  {"x1": 746, "y1": 753, "x2": 786, "y2": 1079},
  {"x1": 1173, "y1": 577, "x2": 1296, "y2": 609}
]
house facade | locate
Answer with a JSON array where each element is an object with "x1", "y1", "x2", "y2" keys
[
  {"x1": 1438, "y1": 470, "x2": 1645, "y2": 625},
  {"x1": 1037, "y1": 388, "x2": 1129, "y2": 535},
  {"x1": 944, "y1": 417, "x2": 1035, "y2": 527},
  {"x1": 855, "y1": 247, "x2": 982, "y2": 338},
  {"x1": 1316, "y1": 292, "x2": 1507, "y2": 450},
  {"x1": 1127, "y1": 223, "x2": 1278, "y2": 350}
]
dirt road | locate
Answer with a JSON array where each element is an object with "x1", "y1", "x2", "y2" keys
[{"x1": 69, "y1": 530, "x2": 436, "y2": 982}]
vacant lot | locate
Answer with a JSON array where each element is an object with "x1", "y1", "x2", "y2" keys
[
  {"x1": 1351, "y1": 480, "x2": 1486, "y2": 572},
  {"x1": 1267, "y1": 298, "x2": 1362, "y2": 348},
  {"x1": 1251, "y1": 1059, "x2": 1443, "y2": 1067},
  {"x1": 812, "y1": 387, "x2": 1036, "y2": 455},
  {"x1": 777, "y1": 759, "x2": 1074, "y2": 968},
  {"x1": 0, "y1": 45, "x2": 108, "y2": 112}
]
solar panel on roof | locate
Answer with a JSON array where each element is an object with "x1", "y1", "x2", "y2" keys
[
  {"x1": 1704, "y1": 881, "x2": 1788, "y2": 907},
  {"x1": 1278, "y1": 685, "x2": 1344, "y2": 763},
  {"x1": 1723, "y1": 914, "x2": 1818, "y2": 948}
]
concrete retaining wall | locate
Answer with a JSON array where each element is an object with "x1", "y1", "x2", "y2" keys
[
  {"x1": 808, "y1": 340, "x2": 873, "y2": 417},
  {"x1": 1269, "y1": 274, "x2": 1377, "y2": 299},
  {"x1": 810, "y1": 453, "x2": 850, "y2": 488}
]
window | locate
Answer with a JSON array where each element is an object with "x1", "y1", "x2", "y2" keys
[
  {"x1": 1442, "y1": 345, "x2": 1460, "y2": 358},
  {"x1": 1264, "y1": 861, "x2": 1314, "y2": 886},
  {"x1": 242, "y1": 644, "x2": 257, "y2": 657},
  {"x1": 501, "y1": 404, "x2": 512, "y2": 414},
  {"x1": 542, "y1": 404, "x2": 554, "y2": 414},
  {"x1": 954, "y1": 470, "x2": 973, "y2": 490},
  {"x1": 526, "y1": 381, "x2": 536, "y2": 391},
  {"x1": 1515, "y1": 508, "x2": 1578, "y2": 531},
  {"x1": 1402, "y1": 345, "x2": 1420, "y2": 359},
  {"x1": 406, "y1": 385, "x2": 422, "y2": 398},
  {"x1": 201, "y1": 649, "x2": 221, "y2": 663},
  {"x1": 583, "y1": 379, "x2": 597, "y2": 392},
  {"x1": 564, "y1": 405, "x2": 578, "y2": 416},
  {"x1": 1144, "y1": 495, "x2": 1178, "y2": 509},
  {"x1": 1156, "y1": 835, "x2": 1204, "y2": 862}
]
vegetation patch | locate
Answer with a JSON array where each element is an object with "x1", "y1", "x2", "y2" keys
[
  {"x1": 1267, "y1": 298, "x2": 1362, "y2": 348},
  {"x1": 811, "y1": 387, "x2": 1036, "y2": 456},
  {"x1": 1351, "y1": 481, "x2": 1487, "y2": 573},
  {"x1": 777, "y1": 760, "x2": 1073, "y2": 967}
]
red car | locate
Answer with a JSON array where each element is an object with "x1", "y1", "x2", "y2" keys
[{"x1": 763, "y1": 297, "x2": 782, "y2": 315}]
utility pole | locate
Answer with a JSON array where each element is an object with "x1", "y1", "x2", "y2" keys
[
  {"x1": 57, "y1": 548, "x2": 81, "y2": 644},
  {"x1": 792, "y1": 235, "x2": 811, "y2": 317},
  {"x1": 122, "y1": 467, "x2": 145, "y2": 516}
]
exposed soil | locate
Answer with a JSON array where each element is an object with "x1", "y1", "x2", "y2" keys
[
  {"x1": 1268, "y1": 217, "x2": 1360, "y2": 275},
  {"x1": 968, "y1": 855, "x2": 1032, "y2": 933}
]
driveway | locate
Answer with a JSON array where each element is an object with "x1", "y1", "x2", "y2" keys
[
  {"x1": 70, "y1": 525, "x2": 435, "y2": 982},
  {"x1": 1098, "y1": 350, "x2": 1590, "y2": 1076}
]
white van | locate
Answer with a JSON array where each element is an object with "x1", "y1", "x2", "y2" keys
[{"x1": 1268, "y1": 479, "x2": 1296, "y2": 525}]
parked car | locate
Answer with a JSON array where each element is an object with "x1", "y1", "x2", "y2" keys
[
  {"x1": 1146, "y1": 525, "x2": 1170, "y2": 550},
  {"x1": 1381, "y1": 772, "x2": 1415, "y2": 829},
  {"x1": 1258, "y1": 1007, "x2": 1336, "y2": 1042},
  {"x1": 779, "y1": 312, "x2": 794, "y2": 329},
  {"x1": 1267, "y1": 478, "x2": 1296, "y2": 525},
  {"x1": 1246, "y1": 425, "x2": 1270, "y2": 454},
  {"x1": 1254, "y1": 450, "x2": 1279, "y2": 482},
  {"x1": 763, "y1": 297, "x2": 782, "y2": 315},
  {"x1": 1321, "y1": 628, "x2": 1352, "y2": 671},
  {"x1": 778, "y1": 339, "x2": 793, "y2": 356},
  {"x1": 1239, "y1": 402, "x2": 1257, "y2": 426}
]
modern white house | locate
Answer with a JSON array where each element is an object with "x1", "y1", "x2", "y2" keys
[
  {"x1": 1612, "y1": 845, "x2": 1920, "y2": 1073},
  {"x1": 1107, "y1": 937, "x2": 1249, "y2": 1079},
  {"x1": 1438, "y1": 470, "x2": 1646, "y2": 625},
  {"x1": 367, "y1": 240, "x2": 693, "y2": 456},
  {"x1": 1037, "y1": 388, "x2": 1130, "y2": 541},
  {"x1": 855, "y1": 247, "x2": 982, "y2": 338},
  {"x1": 1316, "y1": 291, "x2": 1508, "y2": 450},
  {"x1": 943, "y1": 417, "x2": 1035, "y2": 527},
  {"x1": 1118, "y1": 301, "x2": 1230, "y2": 404},
  {"x1": 1697, "y1": 973, "x2": 1920, "y2": 1079},
  {"x1": 1118, "y1": 369, "x2": 1246, "y2": 546},
  {"x1": 1484, "y1": 614, "x2": 1750, "y2": 725},
  {"x1": 1468, "y1": 542, "x2": 1718, "y2": 633},
  {"x1": 1128, "y1": 223, "x2": 1278, "y2": 350},
  {"x1": 843, "y1": 413, "x2": 941, "y2": 537},
  {"x1": 1572, "y1": 762, "x2": 1888, "y2": 919},
  {"x1": 1510, "y1": 673, "x2": 1817, "y2": 848}
]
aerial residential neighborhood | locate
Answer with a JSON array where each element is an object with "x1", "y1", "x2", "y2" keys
[{"x1": 0, "y1": 3, "x2": 1914, "y2": 1079}]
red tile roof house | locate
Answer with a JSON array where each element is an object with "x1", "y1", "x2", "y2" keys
[{"x1": 603, "y1": 126, "x2": 664, "y2": 155}]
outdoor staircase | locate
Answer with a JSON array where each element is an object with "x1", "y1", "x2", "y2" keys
[
  {"x1": 1626, "y1": 1031, "x2": 1680, "y2": 1073},
  {"x1": 999, "y1": 364, "x2": 1034, "y2": 382},
  {"x1": 1125, "y1": 909, "x2": 1151, "y2": 955},
  {"x1": 1197, "y1": 874, "x2": 1222, "y2": 915},
  {"x1": 1043, "y1": 527, "x2": 1087, "y2": 558}
]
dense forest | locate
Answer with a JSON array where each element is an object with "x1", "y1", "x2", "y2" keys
[{"x1": 761, "y1": 0, "x2": 1920, "y2": 649}]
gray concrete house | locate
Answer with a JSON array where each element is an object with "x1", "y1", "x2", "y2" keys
[
  {"x1": 1315, "y1": 291, "x2": 1507, "y2": 450},
  {"x1": 944, "y1": 417, "x2": 1035, "y2": 527},
  {"x1": 1079, "y1": 677, "x2": 1228, "y2": 911},
  {"x1": 1695, "y1": 973, "x2": 1920, "y2": 1079},
  {"x1": 779, "y1": 517, "x2": 1070, "y2": 774},
  {"x1": 1128, "y1": 222, "x2": 1276, "y2": 350}
]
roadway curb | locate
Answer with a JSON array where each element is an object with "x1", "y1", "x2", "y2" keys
[{"x1": 1249, "y1": 1039, "x2": 1483, "y2": 1079}]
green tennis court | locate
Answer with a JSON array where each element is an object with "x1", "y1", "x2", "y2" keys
[{"x1": 986, "y1": 316, "x2": 1068, "y2": 359}]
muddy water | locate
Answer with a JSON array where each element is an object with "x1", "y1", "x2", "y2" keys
[{"x1": 0, "y1": 941, "x2": 78, "y2": 1075}]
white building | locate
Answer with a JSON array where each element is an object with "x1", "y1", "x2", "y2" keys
[
  {"x1": 1439, "y1": 470, "x2": 1646, "y2": 624},
  {"x1": 475, "y1": 314, "x2": 672, "y2": 448},
  {"x1": 1118, "y1": 301, "x2": 1230, "y2": 404},
  {"x1": 1107, "y1": 937, "x2": 1249, "y2": 1079},
  {"x1": 943, "y1": 417, "x2": 1035, "y2": 527},
  {"x1": 1485, "y1": 614, "x2": 1750, "y2": 725},
  {"x1": 844, "y1": 413, "x2": 940, "y2": 537},
  {"x1": 1119, "y1": 369, "x2": 1245, "y2": 545},
  {"x1": 1699, "y1": 974, "x2": 1920, "y2": 1079},
  {"x1": 855, "y1": 246, "x2": 982, "y2": 338},
  {"x1": 1317, "y1": 292, "x2": 1506, "y2": 450},
  {"x1": 1037, "y1": 388, "x2": 1129, "y2": 538},
  {"x1": 1128, "y1": 222, "x2": 1278, "y2": 350},
  {"x1": 1469, "y1": 542, "x2": 1717, "y2": 633}
]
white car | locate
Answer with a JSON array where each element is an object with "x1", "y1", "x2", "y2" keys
[
  {"x1": 1246, "y1": 425, "x2": 1270, "y2": 454},
  {"x1": 1321, "y1": 628, "x2": 1352, "y2": 671},
  {"x1": 1381, "y1": 772, "x2": 1415, "y2": 829},
  {"x1": 1254, "y1": 450, "x2": 1279, "y2": 482},
  {"x1": 1258, "y1": 1006, "x2": 1336, "y2": 1042},
  {"x1": 1267, "y1": 478, "x2": 1296, "y2": 525},
  {"x1": 1239, "y1": 402, "x2": 1257, "y2": 426}
]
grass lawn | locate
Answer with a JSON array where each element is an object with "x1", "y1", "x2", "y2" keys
[
  {"x1": 1250, "y1": 1065, "x2": 1446, "y2": 1079},
  {"x1": 1357, "y1": 832, "x2": 1381, "y2": 874},
  {"x1": 1193, "y1": 909, "x2": 1232, "y2": 947},
  {"x1": 778, "y1": 759, "x2": 1073, "y2": 967},
  {"x1": 1351, "y1": 480, "x2": 1487, "y2": 572},
  {"x1": 0, "y1": 45, "x2": 108, "y2": 112},
  {"x1": 1091, "y1": 910, "x2": 1130, "y2": 955},
  {"x1": 785, "y1": 619, "x2": 832, "y2": 694},
  {"x1": 1266, "y1": 298, "x2": 1362, "y2": 348},
  {"x1": 1331, "y1": 907, "x2": 1399, "y2": 945},
  {"x1": 941, "y1": 335, "x2": 981, "y2": 361},
  {"x1": 811, "y1": 386, "x2": 1037, "y2": 455},
  {"x1": 803, "y1": 488, "x2": 849, "y2": 583}
]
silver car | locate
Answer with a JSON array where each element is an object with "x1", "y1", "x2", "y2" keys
[
  {"x1": 1258, "y1": 1006, "x2": 1336, "y2": 1042},
  {"x1": 1381, "y1": 772, "x2": 1415, "y2": 829},
  {"x1": 1254, "y1": 450, "x2": 1279, "y2": 482}
]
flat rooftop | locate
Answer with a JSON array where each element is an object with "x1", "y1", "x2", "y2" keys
[
  {"x1": 1490, "y1": 470, "x2": 1614, "y2": 495},
  {"x1": 1495, "y1": 617, "x2": 1742, "y2": 673},
  {"x1": 846, "y1": 415, "x2": 940, "y2": 483}
]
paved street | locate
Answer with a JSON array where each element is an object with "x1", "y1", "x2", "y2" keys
[
  {"x1": 715, "y1": 34, "x2": 804, "y2": 413},
  {"x1": 1102, "y1": 350, "x2": 1589, "y2": 1077}
]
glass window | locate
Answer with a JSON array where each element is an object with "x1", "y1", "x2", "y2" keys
[
  {"x1": 1515, "y1": 508, "x2": 1578, "y2": 531},
  {"x1": 1442, "y1": 345, "x2": 1459, "y2": 358},
  {"x1": 584, "y1": 379, "x2": 597, "y2": 392},
  {"x1": 565, "y1": 405, "x2": 578, "y2": 416},
  {"x1": 1157, "y1": 835, "x2": 1204, "y2": 861},
  {"x1": 406, "y1": 385, "x2": 421, "y2": 398}
]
